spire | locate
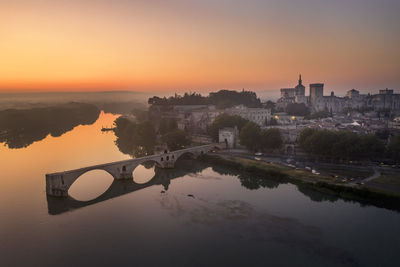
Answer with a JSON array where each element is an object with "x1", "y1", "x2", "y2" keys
[{"x1": 298, "y1": 74, "x2": 302, "y2": 85}]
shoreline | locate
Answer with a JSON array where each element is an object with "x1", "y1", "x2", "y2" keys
[{"x1": 201, "y1": 154, "x2": 400, "y2": 212}]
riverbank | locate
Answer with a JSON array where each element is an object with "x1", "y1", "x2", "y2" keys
[{"x1": 201, "y1": 154, "x2": 400, "y2": 212}]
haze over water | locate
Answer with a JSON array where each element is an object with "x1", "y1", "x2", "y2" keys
[{"x1": 0, "y1": 111, "x2": 399, "y2": 266}]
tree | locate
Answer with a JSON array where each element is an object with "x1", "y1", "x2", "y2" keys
[
  {"x1": 306, "y1": 110, "x2": 330, "y2": 119},
  {"x1": 266, "y1": 117, "x2": 278, "y2": 126},
  {"x1": 208, "y1": 113, "x2": 249, "y2": 141},
  {"x1": 159, "y1": 118, "x2": 178, "y2": 135},
  {"x1": 114, "y1": 117, "x2": 156, "y2": 157},
  {"x1": 239, "y1": 122, "x2": 261, "y2": 151},
  {"x1": 298, "y1": 128, "x2": 318, "y2": 149},
  {"x1": 148, "y1": 89, "x2": 262, "y2": 108},
  {"x1": 375, "y1": 129, "x2": 390, "y2": 140},
  {"x1": 388, "y1": 135, "x2": 400, "y2": 162},
  {"x1": 359, "y1": 135, "x2": 385, "y2": 159},
  {"x1": 297, "y1": 128, "x2": 387, "y2": 161},
  {"x1": 131, "y1": 108, "x2": 148, "y2": 122},
  {"x1": 286, "y1": 103, "x2": 310, "y2": 116},
  {"x1": 162, "y1": 129, "x2": 191, "y2": 151},
  {"x1": 304, "y1": 130, "x2": 337, "y2": 158},
  {"x1": 264, "y1": 100, "x2": 276, "y2": 113},
  {"x1": 261, "y1": 128, "x2": 282, "y2": 151}
]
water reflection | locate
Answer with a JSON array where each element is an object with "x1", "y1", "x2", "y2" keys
[
  {"x1": 46, "y1": 159, "x2": 207, "y2": 215},
  {"x1": 47, "y1": 158, "x2": 400, "y2": 215},
  {"x1": 132, "y1": 164, "x2": 156, "y2": 184},
  {"x1": 69, "y1": 169, "x2": 114, "y2": 201},
  {"x1": 158, "y1": 196, "x2": 358, "y2": 266},
  {"x1": 0, "y1": 103, "x2": 100, "y2": 149}
]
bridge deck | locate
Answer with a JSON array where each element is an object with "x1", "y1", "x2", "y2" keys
[{"x1": 46, "y1": 144, "x2": 221, "y2": 176}]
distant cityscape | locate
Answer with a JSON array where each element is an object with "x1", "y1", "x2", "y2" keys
[
  {"x1": 277, "y1": 74, "x2": 400, "y2": 114},
  {"x1": 144, "y1": 78, "x2": 399, "y2": 157}
]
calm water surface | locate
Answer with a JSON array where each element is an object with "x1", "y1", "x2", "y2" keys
[{"x1": 0, "y1": 112, "x2": 399, "y2": 267}]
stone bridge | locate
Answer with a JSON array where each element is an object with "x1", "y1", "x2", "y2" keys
[
  {"x1": 46, "y1": 144, "x2": 223, "y2": 197},
  {"x1": 47, "y1": 159, "x2": 211, "y2": 215}
]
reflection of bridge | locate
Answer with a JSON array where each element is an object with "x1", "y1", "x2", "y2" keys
[
  {"x1": 47, "y1": 160, "x2": 210, "y2": 215},
  {"x1": 46, "y1": 144, "x2": 223, "y2": 197}
]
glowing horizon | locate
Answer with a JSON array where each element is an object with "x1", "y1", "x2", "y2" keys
[{"x1": 1, "y1": 0, "x2": 399, "y2": 93}]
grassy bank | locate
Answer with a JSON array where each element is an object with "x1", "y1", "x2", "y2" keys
[{"x1": 202, "y1": 154, "x2": 400, "y2": 212}]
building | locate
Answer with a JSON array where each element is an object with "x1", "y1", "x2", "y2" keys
[
  {"x1": 219, "y1": 127, "x2": 239, "y2": 149},
  {"x1": 277, "y1": 74, "x2": 306, "y2": 109},
  {"x1": 226, "y1": 105, "x2": 271, "y2": 126},
  {"x1": 309, "y1": 83, "x2": 324, "y2": 105},
  {"x1": 277, "y1": 75, "x2": 400, "y2": 115}
]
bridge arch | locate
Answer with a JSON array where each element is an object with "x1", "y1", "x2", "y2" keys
[
  {"x1": 175, "y1": 151, "x2": 197, "y2": 162},
  {"x1": 132, "y1": 160, "x2": 158, "y2": 184},
  {"x1": 68, "y1": 169, "x2": 114, "y2": 201}
]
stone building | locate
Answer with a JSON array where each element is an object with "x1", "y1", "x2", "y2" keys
[
  {"x1": 277, "y1": 75, "x2": 400, "y2": 115},
  {"x1": 277, "y1": 74, "x2": 306, "y2": 109},
  {"x1": 219, "y1": 127, "x2": 239, "y2": 149},
  {"x1": 226, "y1": 105, "x2": 271, "y2": 126}
]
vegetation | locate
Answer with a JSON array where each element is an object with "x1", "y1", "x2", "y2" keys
[
  {"x1": 266, "y1": 117, "x2": 278, "y2": 126},
  {"x1": 131, "y1": 108, "x2": 149, "y2": 122},
  {"x1": 158, "y1": 118, "x2": 178, "y2": 135},
  {"x1": 113, "y1": 117, "x2": 156, "y2": 157},
  {"x1": 114, "y1": 110, "x2": 191, "y2": 155},
  {"x1": 261, "y1": 128, "x2": 283, "y2": 151},
  {"x1": 148, "y1": 90, "x2": 262, "y2": 109},
  {"x1": 161, "y1": 129, "x2": 191, "y2": 151},
  {"x1": 202, "y1": 154, "x2": 400, "y2": 211},
  {"x1": 238, "y1": 122, "x2": 283, "y2": 152},
  {"x1": 285, "y1": 103, "x2": 310, "y2": 116},
  {"x1": 298, "y1": 128, "x2": 386, "y2": 161},
  {"x1": 387, "y1": 135, "x2": 400, "y2": 162},
  {"x1": 239, "y1": 122, "x2": 261, "y2": 151},
  {"x1": 305, "y1": 110, "x2": 330, "y2": 119},
  {"x1": 0, "y1": 103, "x2": 100, "y2": 149},
  {"x1": 208, "y1": 113, "x2": 249, "y2": 141},
  {"x1": 263, "y1": 100, "x2": 276, "y2": 113}
]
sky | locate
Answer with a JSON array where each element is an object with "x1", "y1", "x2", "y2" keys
[{"x1": 1, "y1": 0, "x2": 399, "y2": 94}]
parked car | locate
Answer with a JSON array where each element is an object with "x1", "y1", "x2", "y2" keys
[
  {"x1": 254, "y1": 152, "x2": 263, "y2": 156},
  {"x1": 312, "y1": 169, "x2": 320, "y2": 175}
]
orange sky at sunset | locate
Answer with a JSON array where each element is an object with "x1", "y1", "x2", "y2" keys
[{"x1": 1, "y1": 0, "x2": 399, "y2": 94}]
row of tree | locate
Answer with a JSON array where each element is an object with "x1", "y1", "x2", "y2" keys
[
  {"x1": 0, "y1": 103, "x2": 100, "y2": 149},
  {"x1": 239, "y1": 122, "x2": 283, "y2": 152},
  {"x1": 298, "y1": 128, "x2": 400, "y2": 161},
  {"x1": 148, "y1": 90, "x2": 262, "y2": 109}
]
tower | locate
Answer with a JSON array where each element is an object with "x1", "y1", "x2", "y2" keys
[
  {"x1": 295, "y1": 73, "x2": 305, "y2": 96},
  {"x1": 310, "y1": 83, "x2": 324, "y2": 104}
]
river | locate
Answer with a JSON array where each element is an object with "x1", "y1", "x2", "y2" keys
[{"x1": 0, "y1": 111, "x2": 399, "y2": 267}]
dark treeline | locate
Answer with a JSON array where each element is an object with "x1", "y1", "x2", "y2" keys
[
  {"x1": 285, "y1": 103, "x2": 310, "y2": 116},
  {"x1": 113, "y1": 117, "x2": 156, "y2": 157},
  {"x1": 0, "y1": 103, "x2": 100, "y2": 149},
  {"x1": 113, "y1": 111, "x2": 191, "y2": 157},
  {"x1": 298, "y1": 128, "x2": 400, "y2": 162},
  {"x1": 285, "y1": 103, "x2": 331, "y2": 119},
  {"x1": 148, "y1": 90, "x2": 262, "y2": 108},
  {"x1": 203, "y1": 155, "x2": 400, "y2": 212},
  {"x1": 239, "y1": 122, "x2": 283, "y2": 152}
]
